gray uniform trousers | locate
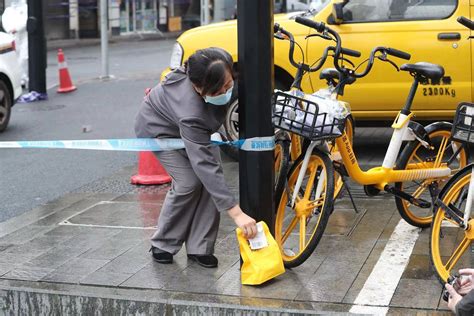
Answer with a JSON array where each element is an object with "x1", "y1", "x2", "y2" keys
[{"x1": 150, "y1": 149, "x2": 220, "y2": 255}]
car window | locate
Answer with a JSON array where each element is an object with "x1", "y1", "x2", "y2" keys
[
  {"x1": 309, "y1": 0, "x2": 331, "y2": 13},
  {"x1": 275, "y1": 0, "x2": 331, "y2": 13},
  {"x1": 341, "y1": 0, "x2": 457, "y2": 23}
]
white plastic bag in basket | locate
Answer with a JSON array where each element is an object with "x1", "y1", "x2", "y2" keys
[
  {"x1": 464, "y1": 105, "x2": 474, "y2": 126},
  {"x1": 275, "y1": 89, "x2": 348, "y2": 136}
]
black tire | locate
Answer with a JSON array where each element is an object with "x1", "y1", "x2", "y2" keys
[
  {"x1": 430, "y1": 164, "x2": 474, "y2": 284},
  {"x1": 274, "y1": 135, "x2": 291, "y2": 208},
  {"x1": 395, "y1": 122, "x2": 469, "y2": 228},
  {"x1": 275, "y1": 148, "x2": 334, "y2": 268},
  {"x1": 221, "y1": 96, "x2": 239, "y2": 160},
  {"x1": 221, "y1": 80, "x2": 287, "y2": 161},
  {"x1": 0, "y1": 80, "x2": 12, "y2": 133}
]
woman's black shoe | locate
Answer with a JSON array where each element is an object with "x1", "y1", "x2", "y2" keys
[
  {"x1": 149, "y1": 246, "x2": 173, "y2": 264},
  {"x1": 187, "y1": 254, "x2": 218, "y2": 268}
]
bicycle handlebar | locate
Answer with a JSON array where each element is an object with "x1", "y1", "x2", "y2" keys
[
  {"x1": 385, "y1": 48, "x2": 411, "y2": 60},
  {"x1": 274, "y1": 23, "x2": 300, "y2": 70},
  {"x1": 348, "y1": 46, "x2": 411, "y2": 78},
  {"x1": 278, "y1": 17, "x2": 409, "y2": 84},
  {"x1": 276, "y1": 17, "x2": 361, "y2": 73},
  {"x1": 293, "y1": 17, "x2": 412, "y2": 78},
  {"x1": 294, "y1": 16, "x2": 326, "y2": 33},
  {"x1": 341, "y1": 47, "x2": 362, "y2": 58},
  {"x1": 293, "y1": 17, "x2": 358, "y2": 75},
  {"x1": 458, "y1": 16, "x2": 474, "y2": 30}
]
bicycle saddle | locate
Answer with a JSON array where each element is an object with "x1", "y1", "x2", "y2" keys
[
  {"x1": 320, "y1": 68, "x2": 356, "y2": 85},
  {"x1": 400, "y1": 62, "x2": 445, "y2": 82}
]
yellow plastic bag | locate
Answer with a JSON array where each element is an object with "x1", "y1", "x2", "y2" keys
[{"x1": 236, "y1": 221, "x2": 285, "y2": 285}]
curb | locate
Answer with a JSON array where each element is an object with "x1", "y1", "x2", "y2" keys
[
  {"x1": 47, "y1": 32, "x2": 182, "y2": 51},
  {"x1": 0, "y1": 280, "x2": 338, "y2": 316}
]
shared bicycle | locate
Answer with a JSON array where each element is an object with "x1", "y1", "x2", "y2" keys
[
  {"x1": 273, "y1": 17, "x2": 468, "y2": 268},
  {"x1": 430, "y1": 16, "x2": 474, "y2": 283}
]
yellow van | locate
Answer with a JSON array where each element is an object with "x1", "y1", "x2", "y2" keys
[{"x1": 162, "y1": 0, "x2": 470, "y2": 145}]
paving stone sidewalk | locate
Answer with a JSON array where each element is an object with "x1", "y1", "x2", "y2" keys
[{"x1": 0, "y1": 142, "x2": 454, "y2": 315}]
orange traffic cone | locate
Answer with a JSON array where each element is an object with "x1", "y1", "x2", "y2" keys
[
  {"x1": 57, "y1": 49, "x2": 76, "y2": 93},
  {"x1": 131, "y1": 152, "x2": 172, "y2": 185}
]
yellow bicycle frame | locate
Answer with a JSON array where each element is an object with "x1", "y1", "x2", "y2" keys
[
  {"x1": 290, "y1": 134, "x2": 302, "y2": 160},
  {"x1": 334, "y1": 110, "x2": 451, "y2": 191}
]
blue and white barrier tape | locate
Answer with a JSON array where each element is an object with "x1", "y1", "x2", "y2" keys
[{"x1": 0, "y1": 136, "x2": 275, "y2": 152}]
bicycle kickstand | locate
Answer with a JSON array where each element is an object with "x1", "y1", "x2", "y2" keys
[{"x1": 342, "y1": 176, "x2": 360, "y2": 214}]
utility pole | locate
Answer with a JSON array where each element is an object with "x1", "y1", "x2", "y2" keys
[
  {"x1": 27, "y1": 0, "x2": 46, "y2": 93},
  {"x1": 100, "y1": 0, "x2": 109, "y2": 78},
  {"x1": 237, "y1": 0, "x2": 275, "y2": 232},
  {"x1": 201, "y1": 0, "x2": 210, "y2": 25}
]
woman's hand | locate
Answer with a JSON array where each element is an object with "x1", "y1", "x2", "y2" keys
[
  {"x1": 458, "y1": 269, "x2": 474, "y2": 294},
  {"x1": 446, "y1": 283, "x2": 463, "y2": 312},
  {"x1": 227, "y1": 205, "x2": 257, "y2": 239}
]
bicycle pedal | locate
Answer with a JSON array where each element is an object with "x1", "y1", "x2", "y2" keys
[
  {"x1": 384, "y1": 185, "x2": 432, "y2": 209},
  {"x1": 414, "y1": 198, "x2": 431, "y2": 208}
]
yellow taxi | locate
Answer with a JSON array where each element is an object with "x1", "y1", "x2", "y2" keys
[{"x1": 163, "y1": 0, "x2": 470, "y2": 146}]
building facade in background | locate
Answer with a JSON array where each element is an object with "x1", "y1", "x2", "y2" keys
[{"x1": 0, "y1": 0, "x2": 315, "y2": 40}]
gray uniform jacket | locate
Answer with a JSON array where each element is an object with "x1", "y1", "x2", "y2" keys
[
  {"x1": 134, "y1": 67, "x2": 238, "y2": 212},
  {"x1": 456, "y1": 289, "x2": 474, "y2": 316}
]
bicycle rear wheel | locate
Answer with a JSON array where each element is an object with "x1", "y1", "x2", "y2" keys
[
  {"x1": 395, "y1": 124, "x2": 468, "y2": 228},
  {"x1": 430, "y1": 165, "x2": 474, "y2": 283},
  {"x1": 275, "y1": 148, "x2": 334, "y2": 268}
]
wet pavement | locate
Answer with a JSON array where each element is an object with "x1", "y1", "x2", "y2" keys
[{"x1": 0, "y1": 145, "x2": 455, "y2": 315}]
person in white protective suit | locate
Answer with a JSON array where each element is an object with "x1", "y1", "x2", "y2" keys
[{"x1": 2, "y1": 0, "x2": 28, "y2": 88}]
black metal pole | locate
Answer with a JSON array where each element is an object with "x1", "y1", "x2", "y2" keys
[
  {"x1": 27, "y1": 0, "x2": 46, "y2": 93},
  {"x1": 237, "y1": 0, "x2": 275, "y2": 233}
]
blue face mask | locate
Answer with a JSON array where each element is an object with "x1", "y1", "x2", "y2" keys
[{"x1": 204, "y1": 86, "x2": 234, "y2": 106}]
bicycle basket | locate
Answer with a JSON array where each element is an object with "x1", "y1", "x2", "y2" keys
[
  {"x1": 272, "y1": 91, "x2": 347, "y2": 141},
  {"x1": 451, "y1": 102, "x2": 474, "y2": 144}
]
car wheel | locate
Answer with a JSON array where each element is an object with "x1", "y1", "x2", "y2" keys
[
  {"x1": 221, "y1": 97, "x2": 239, "y2": 160},
  {"x1": 0, "y1": 80, "x2": 12, "y2": 133},
  {"x1": 221, "y1": 80, "x2": 287, "y2": 160}
]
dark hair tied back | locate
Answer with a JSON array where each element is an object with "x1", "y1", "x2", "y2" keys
[{"x1": 186, "y1": 47, "x2": 234, "y2": 96}]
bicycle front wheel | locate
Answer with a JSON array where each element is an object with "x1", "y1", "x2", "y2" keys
[
  {"x1": 333, "y1": 115, "x2": 354, "y2": 199},
  {"x1": 274, "y1": 132, "x2": 291, "y2": 208},
  {"x1": 395, "y1": 124, "x2": 468, "y2": 228},
  {"x1": 275, "y1": 148, "x2": 334, "y2": 268},
  {"x1": 430, "y1": 165, "x2": 474, "y2": 283}
]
